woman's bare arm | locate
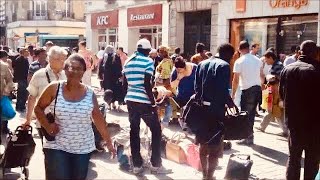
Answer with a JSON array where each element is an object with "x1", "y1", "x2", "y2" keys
[
  {"x1": 91, "y1": 93, "x2": 116, "y2": 154},
  {"x1": 34, "y1": 83, "x2": 59, "y2": 133}
]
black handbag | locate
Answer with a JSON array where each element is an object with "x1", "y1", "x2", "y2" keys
[
  {"x1": 41, "y1": 80, "x2": 60, "y2": 141},
  {"x1": 182, "y1": 95, "x2": 205, "y2": 134},
  {"x1": 225, "y1": 154, "x2": 253, "y2": 179},
  {"x1": 223, "y1": 106, "x2": 251, "y2": 140}
]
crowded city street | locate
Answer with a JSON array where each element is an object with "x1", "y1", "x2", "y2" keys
[
  {"x1": 4, "y1": 74, "x2": 290, "y2": 180},
  {"x1": 1, "y1": 0, "x2": 320, "y2": 180}
]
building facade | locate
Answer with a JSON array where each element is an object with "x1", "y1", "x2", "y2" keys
[
  {"x1": 168, "y1": 0, "x2": 220, "y2": 58},
  {"x1": 0, "y1": 0, "x2": 6, "y2": 45},
  {"x1": 85, "y1": 0, "x2": 169, "y2": 55},
  {"x1": 219, "y1": 0, "x2": 320, "y2": 56},
  {"x1": 5, "y1": 0, "x2": 86, "y2": 50},
  {"x1": 168, "y1": 0, "x2": 319, "y2": 59}
]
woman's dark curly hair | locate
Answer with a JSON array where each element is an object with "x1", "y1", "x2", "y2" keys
[{"x1": 64, "y1": 53, "x2": 87, "y2": 72}]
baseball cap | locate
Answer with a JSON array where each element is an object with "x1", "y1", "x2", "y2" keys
[{"x1": 137, "y1": 38, "x2": 152, "y2": 50}]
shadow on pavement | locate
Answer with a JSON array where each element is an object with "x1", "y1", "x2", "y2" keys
[
  {"x1": 90, "y1": 151, "x2": 118, "y2": 165},
  {"x1": 107, "y1": 110, "x2": 129, "y2": 118},
  {"x1": 252, "y1": 144, "x2": 289, "y2": 167},
  {"x1": 223, "y1": 148, "x2": 240, "y2": 156},
  {"x1": 87, "y1": 161, "x2": 98, "y2": 179}
]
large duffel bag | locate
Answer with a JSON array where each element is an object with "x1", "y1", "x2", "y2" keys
[{"x1": 224, "y1": 107, "x2": 251, "y2": 140}]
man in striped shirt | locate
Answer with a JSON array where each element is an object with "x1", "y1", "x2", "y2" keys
[{"x1": 123, "y1": 39, "x2": 170, "y2": 175}]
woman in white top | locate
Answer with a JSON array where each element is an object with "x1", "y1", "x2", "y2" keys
[{"x1": 34, "y1": 54, "x2": 115, "y2": 180}]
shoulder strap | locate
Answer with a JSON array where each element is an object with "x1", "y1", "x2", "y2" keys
[
  {"x1": 45, "y1": 69, "x2": 51, "y2": 83},
  {"x1": 53, "y1": 83, "x2": 61, "y2": 119}
]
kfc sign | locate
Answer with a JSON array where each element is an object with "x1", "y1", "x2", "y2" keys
[
  {"x1": 91, "y1": 10, "x2": 118, "y2": 29},
  {"x1": 97, "y1": 16, "x2": 109, "y2": 25},
  {"x1": 127, "y1": 4, "x2": 162, "y2": 27}
]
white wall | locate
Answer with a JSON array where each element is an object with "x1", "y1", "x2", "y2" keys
[
  {"x1": 118, "y1": 8, "x2": 129, "y2": 53},
  {"x1": 127, "y1": 28, "x2": 140, "y2": 55},
  {"x1": 161, "y1": 2, "x2": 169, "y2": 47},
  {"x1": 85, "y1": 13, "x2": 98, "y2": 52}
]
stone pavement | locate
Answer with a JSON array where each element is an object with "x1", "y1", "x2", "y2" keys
[
  {"x1": 2, "y1": 75, "x2": 298, "y2": 179},
  {"x1": 4, "y1": 107, "x2": 291, "y2": 180}
]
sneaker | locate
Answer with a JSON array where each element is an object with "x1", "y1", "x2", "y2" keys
[
  {"x1": 150, "y1": 165, "x2": 172, "y2": 174},
  {"x1": 132, "y1": 166, "x2": 144, "y2": 174},
  {"x1": 236, "y1": 138, "x2": 254, "y2": 146},
  {"x1": 0, "y1": 145, "x2": 5, "y2": 155},
  {"x1": 254, "y1": 126, "x2": 265, "y2": 132}
]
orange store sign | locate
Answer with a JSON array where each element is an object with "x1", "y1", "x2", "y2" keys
[{"x1": 270, "y1": 0, "x2": 308, "y2": 9}]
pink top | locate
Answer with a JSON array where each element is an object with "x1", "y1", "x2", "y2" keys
[
  {"x1": 79, "y1": 50, "x2": 93, "y2": 70},
  {"x1": 119, "y1": 53, "x2": 128, "y2": 67}
]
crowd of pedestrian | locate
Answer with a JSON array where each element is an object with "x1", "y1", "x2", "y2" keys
[{"x1": 0, "y1": 38, "x2": 319, "y2": 180}]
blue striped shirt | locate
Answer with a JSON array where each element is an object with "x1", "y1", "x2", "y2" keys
[{"x1": 123, "y1": 52, "x2": 154, "y2": 104}]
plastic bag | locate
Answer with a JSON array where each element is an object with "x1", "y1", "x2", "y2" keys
[{"x1": 0, "y1": 96, "x2": 16, "y2": 120}]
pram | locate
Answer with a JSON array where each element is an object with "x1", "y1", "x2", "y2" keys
[{"x1": 0, "y1": 125, "x2": 36, "y2": 179}]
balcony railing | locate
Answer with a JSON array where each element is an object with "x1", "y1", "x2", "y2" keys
[
  {"x1": 62, "y1": 11, "x2": 75, "y2": 19},
  {"x1": 27, "y1": 10, "x2": 49, "y2": 20}
]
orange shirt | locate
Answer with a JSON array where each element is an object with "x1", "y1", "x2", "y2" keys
[{"x1": 190, "y1": 53, "x2": 208, "y2": 64}]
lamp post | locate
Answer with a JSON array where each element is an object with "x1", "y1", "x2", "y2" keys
[{"x1": 35, "y1": 29, "x2": 39, "y2": 47}]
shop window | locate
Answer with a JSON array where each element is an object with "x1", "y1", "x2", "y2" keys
[
  {"x1": 140, "y1": 29, "x2": 152, "y2": 33},
  {"x1": 139, "y1": 27, "x2": 162, "y2": 48},
  {"x1": 97, "y1": 28, "x2": 118, "y2": 49},
  {"x1": 230, "y1": 14, "x2": 318, "y2": 56},
  {"x1": 98, "y1": 29, "x2": 106, "y2": 34}
]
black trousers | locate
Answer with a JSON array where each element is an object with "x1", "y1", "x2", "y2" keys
[
  {"x1": 126, "y1": 101, "x2": 162, "y2": 167},
  {"x1": 16, "y1": 79, "x2": 28, "y2": 110},
  {"x1": 286, "y1": 129, "x2": 320, "y2": 180}
]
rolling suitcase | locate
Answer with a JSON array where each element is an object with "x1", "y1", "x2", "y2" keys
[{"x1": 0, "y1": 125, "x2": 36, "y2": 179}]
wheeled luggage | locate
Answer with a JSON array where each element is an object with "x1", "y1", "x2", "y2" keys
[{"x1": 0, "y1": 125, "x2": 36, "y2": 179}]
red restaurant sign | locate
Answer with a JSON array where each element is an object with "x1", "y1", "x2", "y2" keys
[
  {"x1": 91, "y1": 10, "x2": 118, "y2": 29},
  {"x1": 127, "y1": 4, "x2": 162, "y2": 27}
]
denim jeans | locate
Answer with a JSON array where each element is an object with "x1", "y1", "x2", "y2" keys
[
  {"x1": 16, "y1": 79, "x2": 28, "y2": 110},
  {"x1": 126, "y1": 101, "x2": 162, "y2": 167},
  {"x1": 162, "y1": 103, "x2": 172, "y2": 125},
  {"x1": 43, "y1": 148, "x2": 91, "y2": 180},
  {"x1": 240, "y1": 85, "x2": 261, "y2": 137}
]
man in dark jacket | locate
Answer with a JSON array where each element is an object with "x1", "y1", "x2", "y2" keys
[
  {"x1": 194, "y1": 43, "x2": 235, "y2": 180},
  {"x1": 12, "y1": 48, "x2": 30, "y2": 111},
  {"x1": 280, "y1": 40, "x2": 320, "y2": 180}
]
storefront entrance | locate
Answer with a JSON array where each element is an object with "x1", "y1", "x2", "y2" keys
[
  {"x1": 184, "y1": 10, "x2": 211, "y2": 58},
  {"x1": 139, "y1": 26, "x2": 162, "y2": 49},
  {"x1": 230, "y1": 14, "x2": 318, "y2": 56}
]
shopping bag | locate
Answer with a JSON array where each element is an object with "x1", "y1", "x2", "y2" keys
[
  {"x1": 186, "y1": 144, "x2": 202, "y2": 171},
  {"x1": 0, "y1": 96, "x2": 16, "y2": 120},
  {"x1": 1, "y1": 125, "x2": 36, "y2": 168},
  {"x1": 261, "y1": 89, "x2": 269, "y2": 110},
  {"x1": 224, "y1": 107, "x2": 250, "y2": 140},
  {"x1": 224, "y1": 154, "x2": 253, "y2": 180},
  {"x1": 166, "y1": 133, "x2": 187, "y2": 164}
]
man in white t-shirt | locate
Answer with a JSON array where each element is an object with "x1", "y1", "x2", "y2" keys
[
  {"x1": 232, "y1": 41, "x2": 264, "y2": 145},
  {"x1": 283, "y1": 45, "x2": 300, "y2": 66},
  {"x1": 96, "y1": 47, "x2": 105, "y2": 60}
]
